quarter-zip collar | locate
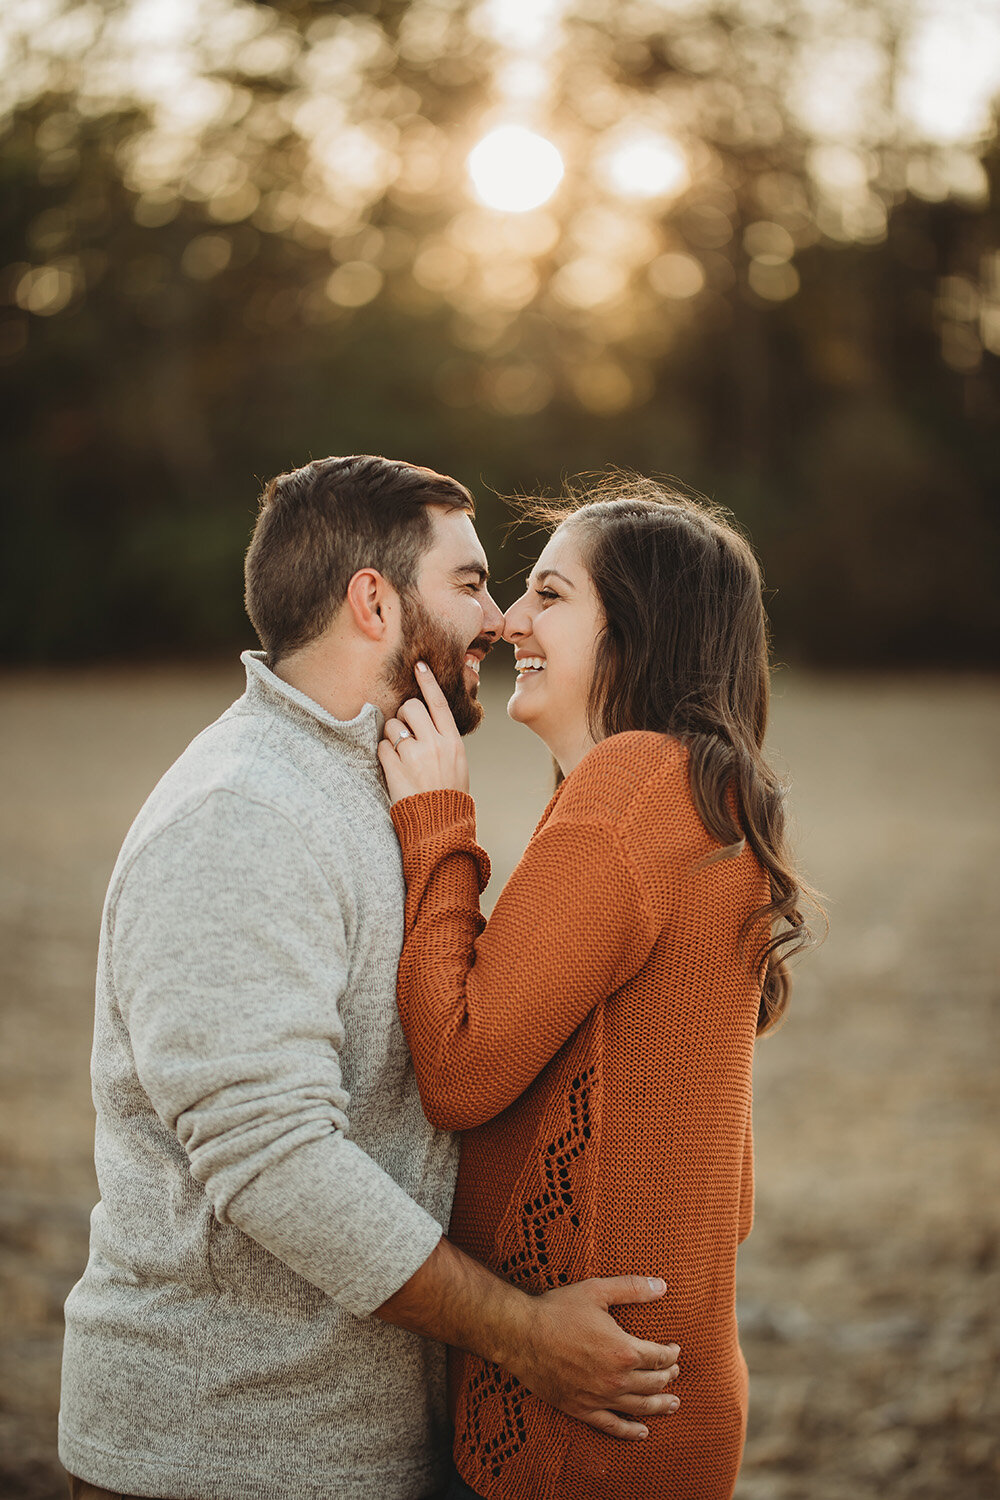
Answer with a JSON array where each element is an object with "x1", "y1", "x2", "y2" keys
[{"x1": 240, "y1": 650, "x2": 385, "y2": 763}]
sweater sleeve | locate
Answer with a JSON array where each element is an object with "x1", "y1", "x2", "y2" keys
[
  {"x1": 390, "y1": 789, "x2": 662, "y2": 1129},
  {"x1": 110, "y1": 789, "x2": 442, "y2": 1316},
  {"x1": 738, "y1": 1094, "x2": 754, "y2": 1244}
]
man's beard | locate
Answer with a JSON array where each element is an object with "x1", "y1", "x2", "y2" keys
[{"x1": 382, "y1": 591, "x2": 489, "y2": 736}]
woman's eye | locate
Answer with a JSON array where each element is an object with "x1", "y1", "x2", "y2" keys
[{"x1": 535, "y1": 588, "x2": 559, "y2": 602}]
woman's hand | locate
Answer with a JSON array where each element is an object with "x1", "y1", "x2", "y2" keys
[{"x1": 378, "y1": 661, "x2": 470, "y2": 805}]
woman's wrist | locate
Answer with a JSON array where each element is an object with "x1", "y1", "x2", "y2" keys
[{"x1": 390, "y1": 788, "x2": 477, "y2": 844}]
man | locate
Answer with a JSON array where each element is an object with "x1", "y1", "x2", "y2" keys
[{"x1": 59, "y1": 456, "x2": 679, "y2": 1500}]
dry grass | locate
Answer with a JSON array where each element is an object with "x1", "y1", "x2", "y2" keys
[{"x1": 0, "y1": 666, "x2": 997, "y2": 1498}]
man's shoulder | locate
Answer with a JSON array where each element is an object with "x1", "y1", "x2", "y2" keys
[{"x1": 115, "y1": 707, "x2": 313, "y2": 871}]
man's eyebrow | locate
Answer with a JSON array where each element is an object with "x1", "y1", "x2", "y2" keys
[
  {"x1": 530, "y1": 568, "x2": 575, "y2": 589},
  {"x1": 453, "y1": 562, "x2": 489, "y2": 583}
]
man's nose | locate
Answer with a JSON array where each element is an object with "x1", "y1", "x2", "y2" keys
[{"x1": 480, "y1": 590, "x2": 504, "y2": 642}]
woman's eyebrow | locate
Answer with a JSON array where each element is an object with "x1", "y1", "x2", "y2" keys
[{"x1": 530, "y1": 568, "x2": 575, "y2": 590}]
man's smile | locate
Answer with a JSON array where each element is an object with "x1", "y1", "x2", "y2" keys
[{"x1": 463, "y1": 639, "x2": 494, "y2": 688}]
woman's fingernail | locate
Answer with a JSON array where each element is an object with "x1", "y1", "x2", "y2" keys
[
  {"x1": 648, "y1": 1278, "x2": 666, "y2": 1294},
  {"x1": 416, "y1": 661, "x2": 428, "y2": 672},
  {"x1": 669, "y1": 1398, "x2": 680, "y2": 1412},
  {"x1": 637, "y1": 1426, "x2": 649, "y2": 1439}
]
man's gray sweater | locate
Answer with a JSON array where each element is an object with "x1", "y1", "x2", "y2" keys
[{"x1": 59, "y1": 652, "x2": 459, "y2": 1500}]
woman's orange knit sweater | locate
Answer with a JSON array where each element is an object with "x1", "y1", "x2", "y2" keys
[{"x1": 390, "y1": 730, "x2": 769, "y2": 1500}]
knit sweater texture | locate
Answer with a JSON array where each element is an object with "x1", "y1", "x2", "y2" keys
[
  {"x1": 59, "y1": 651, "x2": 458, "y2": 1500},
  {"x1": 390, "y1": 730, "x2": 768, "y2": 1500}
]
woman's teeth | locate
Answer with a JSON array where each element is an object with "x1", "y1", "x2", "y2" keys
[{"x1": 515, "y1": 658, "x2": 546, "y2": 674}]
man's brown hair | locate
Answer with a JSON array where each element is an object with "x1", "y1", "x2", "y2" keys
[{"x1": 244, "y1": 454, "x2": 474, "y2": 662}]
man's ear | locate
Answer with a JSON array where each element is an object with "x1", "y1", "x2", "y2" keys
[{"x1": 345, "y1": 569, "x2": 394, "y2": 641}]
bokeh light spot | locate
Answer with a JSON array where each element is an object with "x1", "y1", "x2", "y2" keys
[
  {"x1": 133, "y1": 191, "x2": 181, "y2": 228},
  {"x1": 475, "y1": 260, "x2": 540, "y2": 310},
  {"x1": 571, "y1": 359, "x2": 634, "y2": 414},
  {"x1": 979, "y1": 305, "x2": 1000, "y2": 357},
  {"x1": 937, "y1": 275, "x2": 979, "y2": 322},
  {"x1": 181, "y1": 235, "x2": 232, "y2": 281},
  {"x1": 413, "y1": 240, "x2": 469, "y2": 294},
  {"x1": 940, "y1": 321, "x2": 982, "y2": 371},
  {"x1": 208, "y1": 183, "x2": 262, "y2": 224},
  {"x1": 487, "y1": 363, "x2": 554, "y2": 416},
  {"x1": 743, "y1": 221, "x2": 795, "y2": 262},
  {"x1": 15, "y1": 263, "x2": 76, "y2": 316},
  {"x1": 682, "y1": 202, "x2": 735, "y2": 249},
  {"x1": 552, "y1": 256, "x2": 628, "y2": 309},
  {"x1": 468, "y1": 126, "x2": 564, "y2": 213},
  {"x1": 603, "y1": 133, "x2": 690, "y2": 201},
  {"x1": 748, "y1": 258, "x2": 800, "y2": 302},
  {"x1": 648, "y1": 253, "x2": 706, "y2": 300},
  {"x1": 326, "y1": 261, "x2": 383, "y2": 307}
]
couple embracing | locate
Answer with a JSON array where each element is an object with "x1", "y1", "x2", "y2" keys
[{"x1": 59, "y1": 455, "x2": 813, "y2": 1500}]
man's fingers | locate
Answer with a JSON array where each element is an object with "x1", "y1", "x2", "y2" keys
[
  {"x1": 591, "y1": 1275, "x2": 667, "y2": 1309},
  {"x1": 622, "y1": 1365, "x2": 680, "y2": 1395},
  {"x1": 582, "y1": 1408, "x2": 651, "y2": 1441},
  {"x1": 613, "y1": 1391, "x2": 681, "y2": 1418},
  {"x1": 414, "y1": 661, "x2": 459, "y2": 736},
  {"x1": 631, "y1": 1338, "x2": 681, "y2": 1371}
]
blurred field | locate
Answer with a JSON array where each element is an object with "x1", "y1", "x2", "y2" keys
[{"x1": 1, "y1": 665, "x2": 998, "y2": 1499}]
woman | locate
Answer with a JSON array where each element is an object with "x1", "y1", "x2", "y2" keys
[{"x1": 378, "y1": 477, "x2": 817, "y2": 1500}]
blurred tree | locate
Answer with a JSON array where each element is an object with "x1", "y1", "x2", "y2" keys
[{"x1": 0, "y1": 0, "x2": 997, "y2": 661}]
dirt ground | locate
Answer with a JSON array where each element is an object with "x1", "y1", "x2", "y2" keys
[{"x1": 0, "y1": 665, "x2": 997, "y2": 1499}]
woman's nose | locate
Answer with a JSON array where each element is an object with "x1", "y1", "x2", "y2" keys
[{"x1": 502, "y1": 593, "x2": 531, "y2": 642}]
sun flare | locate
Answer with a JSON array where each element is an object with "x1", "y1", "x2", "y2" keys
[{"x1": 468, "y1": 126, "x2": 565, "y2": 212}]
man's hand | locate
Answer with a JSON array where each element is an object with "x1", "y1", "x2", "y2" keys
[
  {"x1": 501, "y1": 1276, "x2": 681, "y2": 1440},
  {"x1": 376, "y1": 1239, "x2": 680, "y2": 1441}
]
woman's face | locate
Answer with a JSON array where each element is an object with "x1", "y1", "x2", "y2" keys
[{"x1": 503, "y1": 524, "x2": 605, "y2": 776}]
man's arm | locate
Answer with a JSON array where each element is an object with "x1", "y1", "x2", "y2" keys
[
  {"x1": 112, "y1": 791, "x2": 445, "y2": 1314},
  {"x1": 376, "y1": 1237, "x2": 681, "y2": 1441},
  {"x1": 113, "y1": 791, "x2": 680, "y2": 1432}
]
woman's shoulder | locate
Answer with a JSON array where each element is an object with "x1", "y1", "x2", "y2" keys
[
  {"x1": 571, "y1": 729, "x2": 688, "y2": 786},
  {"x1": 553, "y1": 731, "x2": 690, "y2": 828},
  {"x1": 552, "y1": 732, "x2": 743, "y2": 881}
]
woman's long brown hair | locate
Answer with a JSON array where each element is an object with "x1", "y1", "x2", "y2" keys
[{"x1": 516, "y1": 473, "x2": 823, "y2": 1034}]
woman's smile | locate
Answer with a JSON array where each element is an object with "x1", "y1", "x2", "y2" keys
[
  {"x1": 502, "y1": 526, "x2": 603, "y2": 776},
  {"x1": 513, "y1": 653, "x2": 547, "y2": 677}
]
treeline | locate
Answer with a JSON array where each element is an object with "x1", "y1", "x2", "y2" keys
[{"x1": 1, "y1": 95, "x2": 998, "y2": 665}]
